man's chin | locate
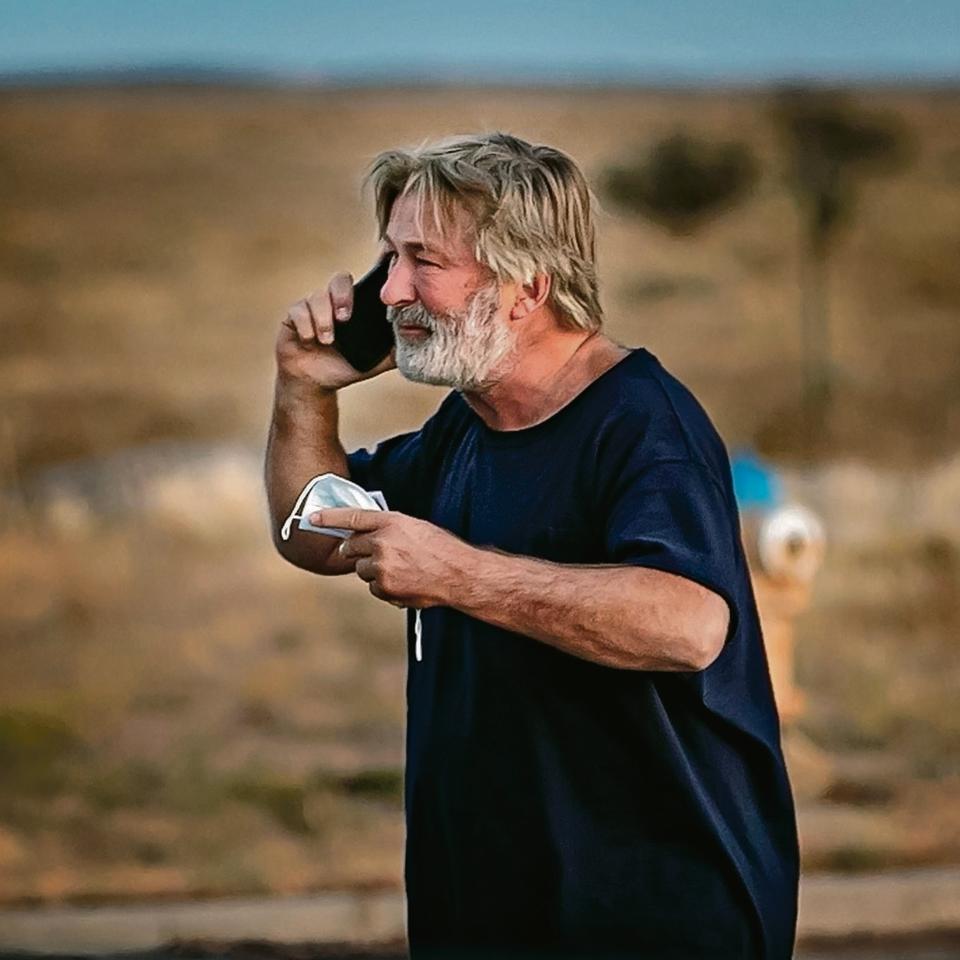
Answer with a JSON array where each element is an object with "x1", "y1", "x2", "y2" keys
[
  {"x1": 396, "y1": 362, "x2": 489, "y2": 391},
  {"x1": 395, "y1": 353, "x2": 514, "y2": 391},
  {"x1": 398, "y1": 370, "x2": 451, "y2": 387},
  {"x1": 395, "y1": 359, "x2": 457, "y2": 388}
]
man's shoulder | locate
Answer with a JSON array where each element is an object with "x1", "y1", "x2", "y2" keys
[{"x1": 600, "y1": 347, "x2": 728, "y2": 470}]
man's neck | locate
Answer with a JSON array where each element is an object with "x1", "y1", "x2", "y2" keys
[{"x1": 461, "y1": 330, "x2": 630, "y2": 431}]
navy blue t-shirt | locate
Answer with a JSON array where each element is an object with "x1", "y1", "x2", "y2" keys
[{"x1": 347, "y1": 347, "x2": 799, "y2": 960}]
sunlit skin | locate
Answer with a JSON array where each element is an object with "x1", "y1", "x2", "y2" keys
[{"x1": 295, "y1": 189, "x2": 731, "y2": 672}]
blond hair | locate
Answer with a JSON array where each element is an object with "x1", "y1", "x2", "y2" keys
[{"x1": 362, "y1": 132, "x2": 603, "y2": 331}]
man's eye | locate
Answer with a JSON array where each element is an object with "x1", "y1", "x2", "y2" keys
[{"x1": 416, "y1": 257, "x2": 440, "y2": 267}]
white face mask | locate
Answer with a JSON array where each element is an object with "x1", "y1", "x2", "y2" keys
[
  {"x1": 280, "y1": 472, "x2": 387, "y2": 541},
  {"x1": 279, "y1": 473, "x2": 423, "y2": 661}
]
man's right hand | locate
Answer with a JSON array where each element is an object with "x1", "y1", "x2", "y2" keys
[{"x1": 276, "y1": 270, "x2": 396, "y2": 391}]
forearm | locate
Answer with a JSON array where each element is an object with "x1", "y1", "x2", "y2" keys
[
  {"x1": 264, "y1": 373, "x2": 353, "y2": 574},
  {"x1": 442, "y1": 544, "x2": 726, "y2": 671}
]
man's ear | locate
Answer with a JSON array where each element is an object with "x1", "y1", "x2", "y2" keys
[{"x1": 509, "y1": 272, "x2": 551, "y2": 320}]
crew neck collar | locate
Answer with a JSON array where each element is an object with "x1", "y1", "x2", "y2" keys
[{"x1": 461, "y1": 346, "x2": 646, "y2": 446}]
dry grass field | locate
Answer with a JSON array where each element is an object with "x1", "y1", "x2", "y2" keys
[{"x1": 1, "y1": 84, "x2": 959, "y2": 905}]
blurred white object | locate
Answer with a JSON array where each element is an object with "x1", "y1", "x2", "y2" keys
[{"x1": 758, "y1": 503, "x2": 826, "y2": 584}]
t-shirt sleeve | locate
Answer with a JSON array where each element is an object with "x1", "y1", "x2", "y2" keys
[
  {"x1": 602, "y1": 457, "x2": 742, "y2": 643},
  {"x1": 344, "y1": 389, "x2": 461, "y2": 517},
  {"x1": 346, "y1": 428, "x2": 427, "y2": 518}
]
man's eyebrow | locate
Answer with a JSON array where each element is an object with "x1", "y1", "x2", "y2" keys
[{"x1": 383, "y1": 233, "x2": 443, "y2": 254}]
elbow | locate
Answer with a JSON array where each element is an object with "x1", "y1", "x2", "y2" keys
[
  {"x1": 271, "y1": 529, "x2": 351, "y2": 577},
  {"x1": 685, "y1": 593, "x2": 730, "y2": 671},
  {"x1": 272, "y1": 537, "x2": 308, "y2": 573},
  {"x1": 270, "y1": 528, "x2": 300, "y2": 566}
]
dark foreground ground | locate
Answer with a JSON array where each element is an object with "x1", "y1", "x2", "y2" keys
[{"x1": 4, "y1": 930, "x2": 960, "y2": 960}]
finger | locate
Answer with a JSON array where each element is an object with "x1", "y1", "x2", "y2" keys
[
  {"x1": 328, "y1": 272, "x2": 354, "y2": 325},
  {"x1": 353, "y1": 556, "x2": 377, "y2": 582},
  {"x1": 305, "y1": 289, "x2": 335, "y2": 346},
  {"x1": 284, "y1": 300, "x2": 317, "y2": 346},
  {"x1": 310, "y1": 508, "x2": 390, "y2": 532},
  {"x1": 338, "y1": 532, "x2": 376, "y2": 560},
  {"x1": 369, "y1": 581, "x2": 402, "y2": 606}
]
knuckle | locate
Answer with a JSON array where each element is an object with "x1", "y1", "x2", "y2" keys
[
  {"x1": 286, "y1": 304, "x2": 311, "y2": 330},
  {"x1": 378, "y1": 568, "x2": 397, "y2": 592},
  {"x1": 309, "y1": 306, "x2": 331, "y2": 331}
]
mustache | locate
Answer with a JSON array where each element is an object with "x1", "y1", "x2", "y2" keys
[{"x1": 387, "y1": 303, "x2": 438, "y2": 330}]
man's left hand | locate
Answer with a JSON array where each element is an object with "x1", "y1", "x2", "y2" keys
[{"x1": 309, "y1": 509, "x2": 469, "y2": 609}]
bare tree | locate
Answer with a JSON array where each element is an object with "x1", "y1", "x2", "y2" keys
[{"x1": 772, "y1": 87, "x2": 910, "y2": 416}]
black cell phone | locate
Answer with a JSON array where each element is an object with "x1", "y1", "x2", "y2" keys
[{"x1": 333, "y1": 255, "x2": 394, "y2": 372}]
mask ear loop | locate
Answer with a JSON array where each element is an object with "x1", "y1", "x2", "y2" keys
[{"x1": 280, "y1": 475, "x2": 324, "y2": 542}]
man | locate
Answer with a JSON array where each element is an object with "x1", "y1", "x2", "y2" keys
[{"x1": 265, "y1": 132, "x2": 799, "y2": 959}]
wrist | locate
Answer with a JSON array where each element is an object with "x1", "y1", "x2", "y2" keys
[
  {"x1": 271, "y1": 373, "x2": 342, "y2": 446},
  {"x1": 437, "y1": 538, "x2": 495, "y2": 610},
  {"x1": 275, "y1": 367, "x2": 337, "y2": 395},
  {"x1": 442, "y1": 534, "x2": 510, "y2": 616},
  {"x1": 274, "y1": 370, "x2": 339, "y2": 411}
]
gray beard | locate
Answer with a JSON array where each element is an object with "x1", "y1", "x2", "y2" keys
[{"x1": 387, "y1": 281, "x2": 518, "y2": 391}]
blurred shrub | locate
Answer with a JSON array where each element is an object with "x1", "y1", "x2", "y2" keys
[
  {"x1": 310, "y1": 767, "x2": 404, "y2": 804},
  {"x1": 225, "y1": 766, "x2": 404, "y2": 838},
  {"x1": 620, "y1": 273, "x2": 716, "y2": 303},
  {"x1": 0, "y1": 709, "x2": 79, "y2": 794},
  {"x1": 83, "y1": 761, "x2": 165, "y2": 812},
  {"x1": 600, "y1": 132, "x2": 759, "y2": 235},
  {"x1": 335, "y1": 768, "x2": 403, "y2": 802},
  {"x1": 227, "y1": 775, "x2": 312, "y2": 836}
]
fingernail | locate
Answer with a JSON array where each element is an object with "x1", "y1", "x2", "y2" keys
[
  {"x1": 310, "y1": 512, "x2": 321, "y2": 523},
  {"x1": 335, "y1": 307, "x2": 350, "y2": 320}
]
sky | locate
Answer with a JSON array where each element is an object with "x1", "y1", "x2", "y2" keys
[{"x1": 1, "y1": 0, "x2": 958, "y2": 85}]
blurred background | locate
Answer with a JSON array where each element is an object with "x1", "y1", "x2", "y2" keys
[{"x1": 1, "y1": 1, "x2": 959, "y2": 956}]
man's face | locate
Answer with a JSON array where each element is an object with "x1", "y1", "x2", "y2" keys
[{"x1": 381, "y1": 191, "x2": 519, "y2": 391}]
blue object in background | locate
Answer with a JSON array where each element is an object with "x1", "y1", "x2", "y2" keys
[{"x1": 731, "y1": 448, "x2": 782, "y2": 512}]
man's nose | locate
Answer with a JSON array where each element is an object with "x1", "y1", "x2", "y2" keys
[{"x1": 380, "y1": 256, "x2": 416, "y2": 308}]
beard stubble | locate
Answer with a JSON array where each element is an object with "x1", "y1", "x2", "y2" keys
[{"x1": 387, "y1": 280, "x2": 519, "y2": 391}]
